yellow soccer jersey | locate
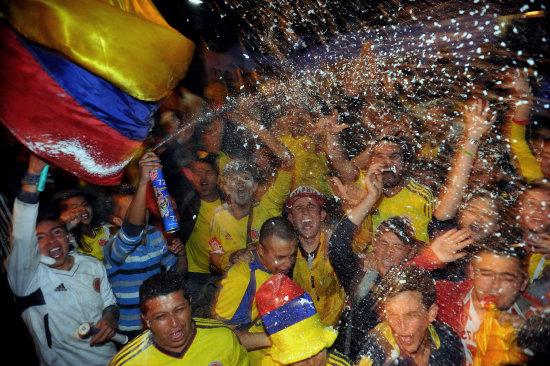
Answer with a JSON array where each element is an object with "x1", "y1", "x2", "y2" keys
[
  {"x1": 209, "y1": 169, "x2": 292, "y2": 272},
  {"x1": 186, "y1": 198, "x2": 222, "y2": 273},
  {"x1": 259, "y1": 348, "x2": 352, "y2": 366},
  {"x1": 293, "y1": 231, "x2": 346, "y2": 328},
  {"x1": 78, "y1": 225, "x2": 110, "y2": 262},
  {"x1": 109, "y1": 318, "x2": 249, "y2": 366},
  {"x1": 371, "y1": 179, "x2": 435, "y2": 245},
  {"x1": 279, "y1": 134, "x2": 333, "y2": 197}
]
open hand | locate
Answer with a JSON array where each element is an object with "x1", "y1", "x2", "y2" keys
[{"x1": 429, "y1": 228, "x2": 473, "y2": 263}]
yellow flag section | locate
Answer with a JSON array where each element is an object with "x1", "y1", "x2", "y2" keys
[{"x1": 2, "y1": 0, "x2": 195, "y2": 101}]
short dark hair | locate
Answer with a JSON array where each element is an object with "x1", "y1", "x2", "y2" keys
[
  {"x1": 370, "y1": 136, "x2": 415, "y2": 166},
  {"x1": 139, "y1": 271, "x2": 190, "y2": 313},
  {"x1": 375, "y1": 265, "x2": 436, "y2": 311},
  {"x1": 259, "y1": 216, "x2": 297, "y2": 245},
  {"x1": 469, "y1": 234, "x2": 528, "y2": 272},
  {"x1": 187, "y1": 154, "x2": 219, "y2": 175}
]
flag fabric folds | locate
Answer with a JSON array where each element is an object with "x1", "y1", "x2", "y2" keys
[
  {"x1": 0, "y1": 22, "x2": 150, "y2": 185},
  {"x1": 0, "y1": 0, "x2": 196, "y2": 185},
  {"x1": 3, "y1": 0, "x2": 195, "y2": 101}
]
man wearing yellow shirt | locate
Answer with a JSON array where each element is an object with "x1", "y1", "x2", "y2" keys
[
  {"x1": 209, "y1": 108, "x2": 296, "y2": 274},
  {"x1": 285, "y1": 185, "x2": 346, "y2": 328},
  {"x1": 109, "y1": 271, "x2": 248, "y2": 366},
  {"x1": 353, "y1": 136, "x2": 435, "y2": 251},
  {"x1": 177, "y1": 155, "x2": 223, "y2": 304},
  {"x1": 213, "y1": 217, "x2": 298, "y2": 366}
]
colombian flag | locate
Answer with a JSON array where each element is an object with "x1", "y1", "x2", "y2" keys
[{"x1": 0, "y1": 0, "x2": 195, "y2": 185}]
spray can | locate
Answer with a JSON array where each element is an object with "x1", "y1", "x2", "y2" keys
[{"x1": 149, "y1": 169, "x2": 179, "y2": 233}]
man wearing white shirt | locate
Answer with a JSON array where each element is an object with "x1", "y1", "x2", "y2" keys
[{"x1": 6, "y1": 153, "x2": 120, "y2": 366}]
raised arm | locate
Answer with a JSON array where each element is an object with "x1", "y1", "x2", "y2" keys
[
  {"x1": 433, "y1": 97, "x2": 496, "y2": 220},
  {"x1": 315, "y1": 109, "x2": 359, "y2": 183},
  {"x1": 6, "y1": 153, "x2": 48, "y2": 295},
  {"x1": 328, "y1": 171, "x2": 382, "y2": 294},
  {"x1": 501, "y1": 69, "x2": 543, "y2": 183}
]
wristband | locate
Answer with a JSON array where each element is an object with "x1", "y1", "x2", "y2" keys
[
  {"x1": 511, "y1": 117, "x2": 529, "y2": 125},
  {"x1": 21, "y1": 171, "x2": 41, "y2": 186},
  {"x1": 460, "y1": 148, "x2": 475, "y2": 158}
]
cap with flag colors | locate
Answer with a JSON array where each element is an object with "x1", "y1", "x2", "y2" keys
[
  {"x1": 285, "y1": 185, "x2": 325, "y2": 209},
  {"x1": 256, "y1": 273, "x2": 337, "y2": 364}
]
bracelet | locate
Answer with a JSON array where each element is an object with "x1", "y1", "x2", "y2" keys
[
  {"x1": 511, "y1": 117, "x2": 529, "y2": 125},
  {"x1": 21, "y1": 171, "x2": 41, "y2": 186},
  {"x1": 460, "y1": 148, "x2": 475, "y2": 158}
]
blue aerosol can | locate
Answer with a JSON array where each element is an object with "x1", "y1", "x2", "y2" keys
[{"x1": 149, "y1": 168, "x2": 179, "y2": 233}]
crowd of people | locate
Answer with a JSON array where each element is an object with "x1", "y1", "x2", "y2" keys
[{"x1": 2, "y1": 52, "x2": 550, "y2": 366}]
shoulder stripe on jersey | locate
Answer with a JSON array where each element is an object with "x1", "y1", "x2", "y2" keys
[
  {"x1": 327, "y1": 349, "x2": 352, "y2": 366},
  {"x1": 109, "y1": 332, "x2": 151, "y2": 366}
]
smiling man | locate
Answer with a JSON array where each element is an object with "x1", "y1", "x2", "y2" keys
[
  {"x1": 213, "y1": 216, "x2": 298, "y2": 365},
  {"x1": 357, "y1": 265, "x2": 464, "y2": 366},
  {"x1": 285, "y1": 185, "x2": 346, "y2": 328},
  {"x1": 109, "y1": 271, "x2": 248, "y2": 365},
  {"x1": 7, "y1": 153, "x2": 120, "y2": 366}
]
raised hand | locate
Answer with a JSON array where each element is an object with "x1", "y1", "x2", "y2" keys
[
  {"x1": 462, "y1": 97, "x2": 497, "y2": 141},
  {"x1": 429, "y1": 228, "x2": 474, "y2": 263}
]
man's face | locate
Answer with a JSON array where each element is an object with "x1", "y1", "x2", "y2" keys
[
  {"x1": 373, "y1": 230, "x2": 416, "y2": 276},
  {"x1": 224, "y1": 173, "x2": 257, "y2": 206},
  {"x1": 36, "y1": 220, "x2": 72, "y2": 270},
  {"x1": 188, "y1": 161, "x2": 218, "y2": 199},
  {"x1": 370, "y1": 142, "x2": 406, "y2": 188},
  {"x1": 257, "y1": 235, "x2": 297, "y2": 275},
  {"x1": 287, "y1": 197, "x2": 325, "y2": 241},
  {"x1": 142, "y1": 290, "x2": 194, "y2": 353},
  {"x1": 471, "y1": 252, "x2": 528, "y2": 311},
  {"x1": 382, "y1": 290, "x2": 437, "y2": 357},
  {"x1": 60, "y1": 195, "x2": 93, "y2": 226},
  {"x1": 458, "y1": 197, "x2": 500, "y2": 241},
  {"x1": 517, "y1": 188, "x2": 550, "y2": 234}
]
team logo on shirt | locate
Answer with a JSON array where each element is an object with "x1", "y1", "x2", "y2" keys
[
  {"x1": 208, "y1": 362, "x2": 222, "y2": 366},
  {"x1": 209, "y1": 238, "x2": 224, "y2": 253},
  {"x1": 93, "y1": 278, "x2": 101, "y2": 293},
  {"x1": 98, "y1": 239, "x2": 107, "y2": 247}
]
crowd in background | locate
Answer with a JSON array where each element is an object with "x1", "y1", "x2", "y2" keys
[{"x1": 1, "y1": 46, "x2": 550, "y2": 366}]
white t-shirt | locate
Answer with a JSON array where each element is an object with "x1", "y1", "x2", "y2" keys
[{"x1": 7, "y1": 199, "x2": 117, "y2": 366}]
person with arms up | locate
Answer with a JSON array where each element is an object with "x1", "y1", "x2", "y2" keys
[
  {"x1": 109, "y1": 271, "x2": 249, "y2": 365},
  {"x1": 103, "y1": 151, "x2": 186, "y2": 341},
  {"x1": 7, "y1": 153, "x2": 120, "y2": 365}
]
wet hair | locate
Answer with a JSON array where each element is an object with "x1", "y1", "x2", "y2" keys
[
  {"x1": 259, "y1": 216, "x2": 297, "y2": 245},
  {"x1": 222, "y1": 159, "x2": 256, "y2": 181},
  {"x1": 375, "y1": 265, "x2": 436, "y2": 311},
  {"x1": 369, "y1": 135, "x2": 415, "y2": 166},
  {"x1": 469, "y1": 233, "x2": 528, "y2": 272},
  {"x1": 139, "y1": 271, "x2": 190, "y2": 313},
  {"x1": 375, "y1": 216, "x2": 423, "y2": 247}
]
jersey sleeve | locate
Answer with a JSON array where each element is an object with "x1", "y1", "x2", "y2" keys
[
  {"x1": 506, "y1": 119, "x2": 544, "y2": 183},
  {"x1": 259, "y1": 168, "x2": 293, "y2": 217},
  {"x1": 102, "y1": 221, "x2": 144, "y2": 269},
  {"x1": 213, "y1": 262, "x2": 254, "y2": 326}
]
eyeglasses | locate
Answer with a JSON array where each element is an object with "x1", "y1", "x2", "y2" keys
[{"x1": 473, "y1": 268, "x2": 521, "y2": 285}]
